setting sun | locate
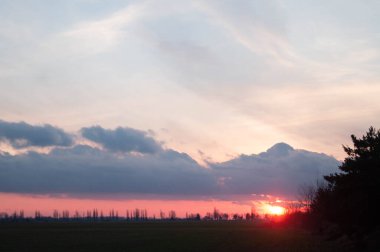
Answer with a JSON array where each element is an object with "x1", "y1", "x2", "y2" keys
[{"x1": 267, "y1": 205, "x2": 286, "y2": 215}]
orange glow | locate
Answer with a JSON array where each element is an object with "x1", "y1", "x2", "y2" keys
[
  {"x1": 0, "y1": 193, "x2": 295, "y2": 218},
  {"x1": 0, "y1": 193, "x2": 255, "y2": 218},
  {"x1": 266, "y1": 205, "x2": 285, "y2": 215}
]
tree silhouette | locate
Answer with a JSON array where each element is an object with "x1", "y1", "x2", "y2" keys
[
  {"x1": 311, "y1": 126, "x2": 380, "y2": 233},
  {"x1": 168, "y1": 210, "x2": 176, "y2": 220}
]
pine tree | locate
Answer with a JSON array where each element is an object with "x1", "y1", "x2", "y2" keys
[{"x1": 312, "y1": 127, "x2": 380, "y2": 232}]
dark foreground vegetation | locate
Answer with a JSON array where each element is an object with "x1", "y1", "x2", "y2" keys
[
  {"x1": 283, "y1": 126, "x2": 380, "y2": 251},
  {"x1": 0, "y1": 221, "x2": 345, "y2": 252}
]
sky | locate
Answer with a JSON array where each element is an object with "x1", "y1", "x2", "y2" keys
[{"x1": 0, "y1": 0, "x2": 379, "y2": 216}]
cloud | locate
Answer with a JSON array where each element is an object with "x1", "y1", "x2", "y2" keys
[
  {"x1": 0, "y1": 145, "x2": 215, "y2": 195},
  {"x1": 211, "y1": 143, "x2": 339, "y2": 197},
  {"x1": 1, "y1": 0, "x2": 379, "y2": 164},
  {"x1": 0, "y1": 119, "x2": 340, "y2": 198},
  {"x1": 81, "y1": 126, "x2": 162, "y2": 154},
  {"x1": 195, "y1": 0, "x2": 296, "y2": 66},
  {"x1": 0, "y1": 120, "x2": 73, "y2": 148},
  {"x1": 49, "y1": 1, "x2": 149, "y2": 56}
]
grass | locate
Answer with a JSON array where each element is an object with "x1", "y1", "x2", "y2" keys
[{"x1": 0, "y1": 221, "x2": 346, "y2": 252}]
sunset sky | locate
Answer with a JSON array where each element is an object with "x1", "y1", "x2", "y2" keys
[{"x1": 1, "y1": 0, "x2": 379, "y2": 216}]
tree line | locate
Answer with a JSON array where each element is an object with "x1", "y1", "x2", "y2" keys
[{"x1": 0, "y1": 207, "x2": 261, "y2": 222}]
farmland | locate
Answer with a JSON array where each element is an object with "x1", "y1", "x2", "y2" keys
[{"x1": 0, "y1": 221, "x2": 347, "y2": 252}]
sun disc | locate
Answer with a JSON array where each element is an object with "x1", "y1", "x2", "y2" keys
[{"x1": 268, "y1": 205, "x2": 285, "y2": 215}]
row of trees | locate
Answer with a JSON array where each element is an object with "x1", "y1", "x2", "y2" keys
[
  {"x1": 0, "y1": 208, "x2": 260, "y2": 222},
  {"x1": 1, "y1": 208, "x2": 150, "y2": 221}
]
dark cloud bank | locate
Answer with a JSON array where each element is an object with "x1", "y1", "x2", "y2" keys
[
  {"x1": 81, "y1": 126, "x2": 162, "y2": 154},
  {"x1": 0, "y1": 120, "x2": 340, "y2": 199},
  {"x1": 0, "y1": 120, "x2": 73, "y2": 148}
]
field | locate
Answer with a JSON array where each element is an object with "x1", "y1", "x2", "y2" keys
[{"x1": 0, "y1": 221, "x2": 345, "y2": 252}]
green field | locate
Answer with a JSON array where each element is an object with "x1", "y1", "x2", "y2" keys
[{"x1": 0, "y1": 221, "x2": 347, "y2": 252}]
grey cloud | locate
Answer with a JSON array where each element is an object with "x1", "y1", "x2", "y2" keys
[
  {"x1": 0, "y1": 121, "x2": 339, "y2": 198},
  {"x1": 0, "y1": 145, "x2": 215, "y2": 195},
  {"x1": 81, "y1": 126, "x2": 162, "y2": 154},
  {"x1": 0, "y1": 139, "x2": 339, "y2": 198},
  {"x1": 211, "y1": 143, "x2": 340, "y2": 197},
  {"x1": 0, "y1": 120, "x2": 73, "y2": 148}
]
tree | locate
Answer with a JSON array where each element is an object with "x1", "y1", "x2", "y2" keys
[
  {"x1": 159, "y1": 210, "x2": 165, "y2": 220},
  {"x1": 168, "y1": 210, "x2": 176, "y2": 220},
  {"x1": 311, "y1": 127, "x2": 380, "y2": 232},
  {"x1": 298, "y1": 183, "x2": 317, "y2": 213}
]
